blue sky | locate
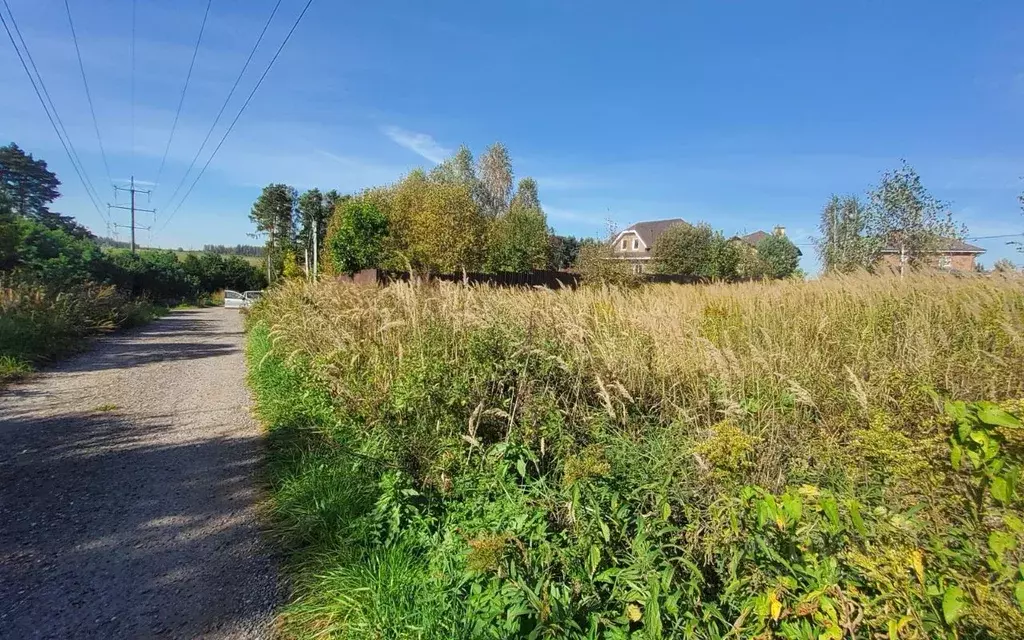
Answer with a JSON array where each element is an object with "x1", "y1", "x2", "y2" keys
[{"x1": 2, "y1": 0, "x2": 1022, "y2": 271}]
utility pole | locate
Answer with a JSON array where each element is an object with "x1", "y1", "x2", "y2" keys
[
  {"x1": 312, "y1": 217, "x2": 319, "y2": 280},
  {"x1": 109, "y1": 176, "x2": 155, "y2": 254}
]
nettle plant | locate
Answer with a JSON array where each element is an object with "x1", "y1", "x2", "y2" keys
[
  {"x1": 945, "y1": 399, "x2": 1024, "y2": 611},
  {"x1": 946, "y1": 400, "x2": 1022, "y2": 512}
]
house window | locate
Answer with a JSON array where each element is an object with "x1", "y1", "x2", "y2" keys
[
  {"x1": 633, "y1": 262, "x2": 644, "y2": 274},
  {"x1": 633, "y1": 238, "x2": 639, "y2": 250},
  {"x1": 938, "y1": 254, "x2": 952, "y2": 270},
  {"x1": 621, "y1": 238, "x2": 627, "y2": 250}
]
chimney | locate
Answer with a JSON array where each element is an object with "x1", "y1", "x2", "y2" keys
[{"x1": 773, "y1": 225, "x2": 786, "y2": 237}]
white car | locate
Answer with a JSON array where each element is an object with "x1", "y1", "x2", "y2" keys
[{"x1": 224, "y1": 290, "x2": 262, "y2": 309}]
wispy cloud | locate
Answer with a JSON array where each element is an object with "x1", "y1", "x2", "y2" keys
[{"x1": 381, "y1": 126, "x2": 451, "y2": 164}]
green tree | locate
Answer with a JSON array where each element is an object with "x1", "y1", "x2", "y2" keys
[
  {"x1": 993, "y1": 258, "x2": 1017, "y2": 273},
  {"x1": 477, "y1": 142, "x2": 513, "y2": 217},
  {"x1": 652, "y1": 222, "x2": 738, "y2": 278},
  {"x1": 485, "y1": 203, "x2": 550, "y2": 272},
  {"x1": 326, "y1": 198, "x2": 389, "y2": 276},
  {"x1": 297, "y1": 188, "x2": 335, "y2": 279},
  {"x1": 866, "y1": 161, "x2": 965, "y2": 275},
  {"x1": 0, "y1": 143, "x2": 61, "y2": 218},
  {"x1": 382, "y1": 170, "x2": 486, "y2": 272},
  {"x1": 815, "y1": 194, "x2": 878, "y2": 273},
  {"x1": 576, "y1": 237, "x2": 637, "y2": 285},
  {"x1": 221, "y1": 255, "x2": 266, "y2": 291},
  {"x1": 755, "y1": 234, "x2": 801, "y2": 279},
  {"x1": 249, "y1": 184, "x2": 296, "y2": 282},
  {"x1": 430, "y1": 145, "x2": 478, "y2": 189},
  {"x1": 510, "y1": 177, "x2": 540, "y2": 211},
  {"x1": 0, "y1": 191, "x2": 20, "y2": 269},
  {"x1": 324, "y1": 189, "x2": 346, "y2": 217},
  {"x1": 548, "y1": 234, "x2": 581, "y2": 270}
]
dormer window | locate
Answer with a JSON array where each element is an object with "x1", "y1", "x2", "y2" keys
[
  {"x1": 621, "y1": 238, "x2": 627, "y2": 250},
  {"x1": 633, "y1": 238, "x2": 639, "y2": 250}
]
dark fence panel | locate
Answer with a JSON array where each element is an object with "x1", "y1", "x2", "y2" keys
[
  {"x1": 345, "y1": 269, "x2": 745, "y2": 289},
  {"x1": 643, "y1": 273, "x2": 709, "y2": 285},
  {"x1": 374, "y1": 269, "x2": 582, "y2": 290}
]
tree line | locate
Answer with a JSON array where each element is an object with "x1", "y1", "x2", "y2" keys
[
  {"x1": 1, "y1": 142, "x2": 265, "y2": 300},
  {"x1": 650, "y1": 224, "x2": 800, "y2": 279},
  {"x1": 251, "y1": 151, "x2": 1019, "y2": 283},
  {"x1": 250, "y1": 142, "x2": 586, "y2": 280},
  {"x1": 202, "y1": 243, "x2": 263, "y2": 257}
]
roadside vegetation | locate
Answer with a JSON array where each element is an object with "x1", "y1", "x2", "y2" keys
[
  {"x1": 248, "y1": 272, "x2": 1024, "y2": 639},
  {"x1": 0, "y1": 142, "x2": 266, "y2": 381}
]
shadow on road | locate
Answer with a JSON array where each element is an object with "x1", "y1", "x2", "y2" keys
[
  {"x1": 0, "y1": 411, "x2": 275, "y2": 638},
  {"x1": 0, "y1": 308, "x2": 276, "y2": 639},
  {"x1": 58, "y1": 310, "x2": 242, "y2": 374}
]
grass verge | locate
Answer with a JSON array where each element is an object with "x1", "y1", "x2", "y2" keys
[{"x1": 0, "y1": 281, "x2": 165, "y2": 383}]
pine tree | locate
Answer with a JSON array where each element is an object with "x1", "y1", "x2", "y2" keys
[
  {"x1": 0, "y1": 143, "x2": 61, "y2": 218},
  {"x1": 249, "y1": 184, "x2": 296, "y2": 281},
  {"x1": 510, "y1": 177, "x2": 540, "y2": 211}
]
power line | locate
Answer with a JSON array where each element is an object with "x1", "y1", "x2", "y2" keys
[
  {"x1": 158, "y1": 0, "x2": 283, "y2": 213},
  {"x1": 966, "y1": 233, "x2": 1024, "y2": 241},
  {"x1": 159, "y1": 0, "x2": 315, "y2": 232},
  {"x1": 63, "y1": 0, "x2": 113, "y2": 189},
  {"x1": 154, "y1": 0, "x2": 212, "y2": 191},
  {"x1": 0, "y1": 0, "x2": 108, "y2": 223},
  {"x1": 130, "y1": 0, "x2": 136, "y2": 173},
  {"x1": 2, "y1": 0, "x2": 104, "y2": 210}
]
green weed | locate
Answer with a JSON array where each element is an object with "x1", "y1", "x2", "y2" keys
[{"x1": 0, "y1": 354, "x2": 32, "y2": 382}]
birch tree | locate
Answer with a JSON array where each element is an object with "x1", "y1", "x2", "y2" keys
[
  {"x1": 865, "y1": 161, "x2": 965, "y2": 276},
  {"x1": 477, "y1": 142, "x2": 513, "y2": 217}
]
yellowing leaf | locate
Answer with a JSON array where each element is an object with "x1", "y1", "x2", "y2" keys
[
  {"x1": 769, "y1": 591, "x2": 783, "y2": 621},
  {"x1": 910, "y1": 549, "x2": 925, "y2": 585},
  {"x1": 626, "y1": 603, "x2": 642, "y2": 622},
  {"x1": 819, "y1": 625, "x2": 842, "y2": 640}
]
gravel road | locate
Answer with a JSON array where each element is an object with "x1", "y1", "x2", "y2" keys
[{"x1": 0, "y1": 308, "x2": 277, "y2": 639}]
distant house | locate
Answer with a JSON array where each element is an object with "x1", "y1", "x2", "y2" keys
[
  {"x1": 610, "y1": 220, "x2": 795, "y2": 273},
  {"x1": 609, "y1": 218, "x2": 687, "y2": 273},
  {"x1": 879, "y1": 238, "x2": 985, "y2": 272},
  {"x1": 732, "y1": 226, "x2": 794, "y2": 248},
  {"x1": 732, "y1": 226, "x2": 801, "y2": 253}
]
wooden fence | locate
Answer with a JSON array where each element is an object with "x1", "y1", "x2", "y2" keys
[
  {"x1": 335, "y1": 269, "x2": 736, "y2": 290},
  {"x1": 374, "y1": 269, "x2": 582, "y2": 289}
]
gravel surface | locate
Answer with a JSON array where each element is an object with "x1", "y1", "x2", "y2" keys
[{"x1": 0, "y1": 308, "x2": 278, "y2": 639}]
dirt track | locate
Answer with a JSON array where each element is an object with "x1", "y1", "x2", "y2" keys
[{"x1": 0, "y1": 308, "x2": 277, "y2": 639}]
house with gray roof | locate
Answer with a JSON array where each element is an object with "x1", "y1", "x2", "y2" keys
[
  {"x1": 610, "y1": 219, "x2": 790, "y2": 273},
  {"x1": 609, "y1": 219, "x2": 687, "y2": 272}
]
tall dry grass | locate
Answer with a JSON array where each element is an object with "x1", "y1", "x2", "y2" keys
[
  {"x1": 0, "y1": 280, "x2": 160, "y2": 380},
  {"x1": 260, "y1": 273, "x2": 1024, "y2": 488},
  {"x1": 250, "y1": 272, "x2": 1024, "y2": 638}
]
